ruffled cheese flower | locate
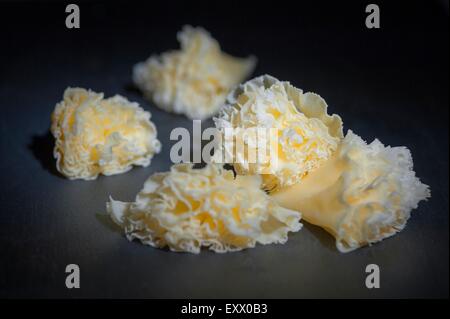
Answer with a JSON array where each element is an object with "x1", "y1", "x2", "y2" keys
[
  {"x1": 272, "y1": 130, "x2": 430, "y2": 252},
  {"x1": 133, "y1": 25, "x2": 256, "y2": 120},
  {"x1": 51, "y1": 88, "x2": 161, "y2": 180},
  {"x1": 107, "y1": 164, "x2": 301, "y2": 253},
  {"x1": 214, "y1": 75, "x2": 343, "y2": 191}
]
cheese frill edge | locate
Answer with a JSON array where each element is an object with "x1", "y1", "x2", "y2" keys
[
  {"x1": 214, "y1": 74, "x2": 343, "y2": 191},
  {"x1": 133, "y1": 25, "x2": 257, "y2": 120},
  {"x1": 271, "y1": 130, "x2": 430, "y2": 252},
  {"x1": 107, "y1": 164, "x2": 302, "y2": 253},
  {"x1": 51, "y1": 87, "x2": 161, "y2": 180}
]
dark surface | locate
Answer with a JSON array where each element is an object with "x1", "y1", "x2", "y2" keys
[{"x1": 0, "y1": 1, "x2": 448, "y2": 298}]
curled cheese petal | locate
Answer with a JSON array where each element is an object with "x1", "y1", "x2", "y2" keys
[
  {"x1": 272, "y1": 130, "x2": 430, "y2": 252},
  {"x1": 214, "y1": 74, "x2": 343, "y2": 191},
  {"x1": 133, "y1": 25, "x2": 256, "y2": 120},
  {"x1": 51, "y1": 87, "x2": 161, "y2": 180},
  {"x1": 107, "y1": 164, "x2": 302, "y2": 253}
]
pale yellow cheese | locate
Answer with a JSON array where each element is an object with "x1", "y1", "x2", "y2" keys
[
  {"x1": 272, "y1": 131, "x2": 430, "y2": 252},
  {"x1": 107, "y1": 164, "x2": 302, "y2": 253},
  {"x1": 51, "y1": 88, "x2": 161, "y2": 180},
  {"x1": 133, "y1": 25, "x2": 256, "y2": 120},
  {"x1": 214, "y1": 75, "x2": 343, "y2": 191}
]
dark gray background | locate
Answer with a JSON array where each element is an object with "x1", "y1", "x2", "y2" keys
[{"x1": 0, "y1": 0, "x2": 448, "y2": 298}]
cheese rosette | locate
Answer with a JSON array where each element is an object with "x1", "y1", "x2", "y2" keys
[
  {"x1": 272, "y1": 130, "x2": 430, "y2": 252},
  {"x1": 133, "y1": 25, "x2": 256, "y2": 120},
  {"x1": 51, "y1": 88, "x2": 161, "y2": 180},
  {"x1": 107, "y1": 164, "x2": 302, "y2": 253},
  {"x1": 214, "y1": 75, "x2": 343, "y2": 191}
]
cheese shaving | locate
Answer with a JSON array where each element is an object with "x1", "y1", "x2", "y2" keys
[
  {"x1": 272, "y1": 130, "x2": 430, "y2": 252},
  {"x1": 214, "y1": 74, "x2": 343, "y2": 191},
  {"x1": 133, "y1": 25, "x2": 256, "y2": 120},
  {"x1": 51, "y1": 87, "x2": 161, "y2": 180},
  {"x1": 107, "y1": 164, "x2": 302, "y2": 253}
]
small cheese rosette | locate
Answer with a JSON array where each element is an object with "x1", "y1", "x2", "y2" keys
[
  {"x1": 272, "y1": 131, "x2": 430, "y2": 252},
  {"x1": 214, "y1": 75, "x2": 343, "y2": 191},
  {"x1": 107, "y1": 164, "x2": 302, "y2": 253},
  {"x1": 133, "y1": 25, "x2": 256, "y2": 120},
  {"x1": 51, "y1": 88, "x2": 161, "y2": 180}
]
